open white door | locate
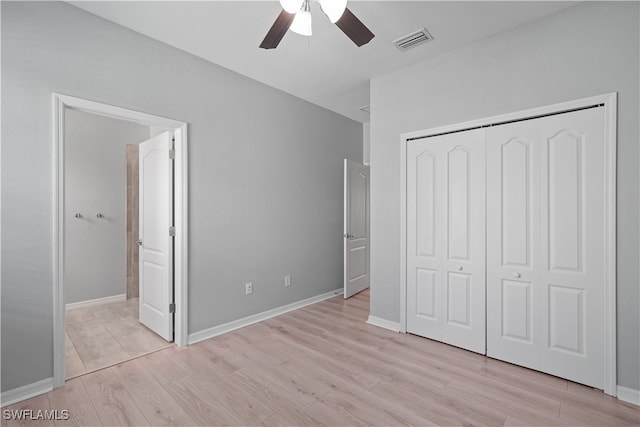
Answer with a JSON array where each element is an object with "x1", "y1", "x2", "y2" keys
[
  {"x1": 139, "y1": 131, "x2": 174, "y2": 341},
  {"x1": 343, "y1": 159, "x2": 370, "y2": 298}
]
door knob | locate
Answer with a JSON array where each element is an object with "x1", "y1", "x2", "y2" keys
[
  {"x1": 513, "y1": 272, "x2": 521, "y2": 278},
  {"x1": 137, "y1": 239, "x2": 142, "y2": 246},
  {"x1": 96, "y1": 213, "x2": 103, "y2": 218},
  {"x1": 74, "y1": 213, "x2": 82, "y2": 218},
  {"x1": 457, "y1": 265, "x2": 463, "y2": 271}
]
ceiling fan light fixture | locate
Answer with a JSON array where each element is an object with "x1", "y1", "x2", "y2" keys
[
  {"x1": 319, "y1": 0, "x2": 347, "y2": 23},
  {"x1": 279, "y1": 0, "x2": 304, "y2": 14},
  {"x1": 290, "y1": 6, "x2": 312, "y2": 36},
  {"x1": 260, "y1": 0, "x2": 373, "y2": 49}
]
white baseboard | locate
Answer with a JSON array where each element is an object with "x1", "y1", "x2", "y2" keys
[
  {"x1": 617, "y1": 385, "x2": 640, "y2": 406},
  {"x1": 0, "y1": 378, "x2": 53, "y2": 408},
  {"x1": 65, "y1": 293, "x2": 126, "y2": 311},
  {"x1": 367, "y1": 315, "x2": 401, "y2": 332},
  {"x1": 188, "y1": 288, "x2": 343, "y2": 345}
]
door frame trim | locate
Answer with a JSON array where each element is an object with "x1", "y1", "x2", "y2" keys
[
  {"x1": 399, "y1": 92, "x2": 617, "y2": 396},
  {"x1": 52, "y1": 93, "x2": 189, "y2": 388}
]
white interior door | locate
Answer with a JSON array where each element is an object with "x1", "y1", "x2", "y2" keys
[
  {"x1": 487, "y1": 119, "x2": 542, "y2": 370},
  {"x1": 139, "y1": 131, "x2": 174, "y2": 341},
  {"x1": 406, "y1": 129, "x2": 486, "y2": 354},
  {"x1": 486, "y1": 107, "x2": 605, "y2": 389},
  {"x1": 538, "y1": 108, "x2": 605, "y2": 388},
  {"x1": 343, "y1": 159, "x2": 370, "y2": 298}
]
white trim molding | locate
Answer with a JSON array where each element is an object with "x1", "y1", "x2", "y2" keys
[
  {"x1": 52, "y1": 93, "x2": 189, "y2": 389},
  {"x1": 188, "y1": 289, "x2": 343, "y2": 345},
  {"x1": 399, "y1": 124, "x2": 408, "y2": 334},
  {"x1": 65, "y1": 294, "x2": 125, "y2": 311},
  {"x1": 617, "y1": 386, "x2": 640, "y2": 406},
  {"x1": 0, "y1": 378, "x2": 53, "y2": 408},
  {"x1": 400, "y1": 93, "x2": 617, "y2": 396},
  {"x1": 367, "y1": 316, "x2": 401, "y2": 332}
]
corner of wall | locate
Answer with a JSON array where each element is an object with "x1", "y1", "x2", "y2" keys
[
  {"x1": 616, "y1": 386, "x2": 640, "y2": 406},
  {"x1": 363, "y1": 122, "x2": 371, "y2": 166},
  {"x1": 0, "y1": 378, "x2": 53, "y2": 408}
]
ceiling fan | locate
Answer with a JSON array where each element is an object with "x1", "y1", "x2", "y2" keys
[{"x1": 260, "y1": 0, "x2": 374, "y2": 49}]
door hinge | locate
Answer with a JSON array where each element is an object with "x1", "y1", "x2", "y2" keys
[
  {"x1": 169, "y1": 303, "x2": 175, "y2": 314},
  {"x1": 169, "y1": 226, "x2": 176, "y2": 237},
  {"x1": 169, "y1": 149, "x2": 176, "y2": 160}
]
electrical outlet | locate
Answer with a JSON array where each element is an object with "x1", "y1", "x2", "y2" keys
[
  {"x1": 284, "y1": 275, "x2": 291, "y2": 287},
  {"x1": 245, "y1": 282, "x2": 253, "y2": 295}
]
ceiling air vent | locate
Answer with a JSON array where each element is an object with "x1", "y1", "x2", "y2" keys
[{"x1": 392, "y1": 28, "x2": 434, "y2": 52}]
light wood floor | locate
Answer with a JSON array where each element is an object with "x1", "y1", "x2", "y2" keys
[
  {"x1": 65, "y1": 298, "x2": 172, "y2": 379},
  {"x1": 4, "y1": 290, "x2": 639, "y2": 426}
]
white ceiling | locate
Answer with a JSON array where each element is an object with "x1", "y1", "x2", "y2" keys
[{"x1": 69, "y1": 1, "x2": 578, "y2": 123}]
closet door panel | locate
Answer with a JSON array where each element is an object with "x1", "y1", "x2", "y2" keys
[
  {"x1": 416, "y1": 268, "x2": 438, "y2": 319},
  {"x1": 486, "y1": 120, "x2": 540, "y2": 369},
  {"x1": 407, "y1": 143, "x2": 444, "y2": 340},
  {"x1": 446, "y1": 272, "x2": 471, "y2": 326},
  {"x1": 416, "y1": 151, "x2": 438, "y2": 258},
  {"x1": 406, "y1": 129, "x2": 485, "y2": 354},
  {"x1": 539, "y1": 107, "x2": 605, "y2": 389},
  {"x1": 441, "y1": 131, "x2": 486, "y2": 353},
  {"x1": 501, "y1": 139, "x2": 532, "y2": 267},
  {"x1": 547, "y1": 130, "x2": 584, "y2": 271},
  {"x1": 501, "y1": 280, "x2": 532, "y2": 342},
  {"x1": 447, "y1": 146, "x2": 471, "y2": 261}
]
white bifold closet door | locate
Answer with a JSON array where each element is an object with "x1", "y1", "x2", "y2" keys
[
  {"x1": 406, "y1": 129, "x2": 486, "y2": 354},
  {"x1": 486, "y1": 107, "x2": 605, "y2": 389}
]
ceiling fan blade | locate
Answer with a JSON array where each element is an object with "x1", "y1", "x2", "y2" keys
[
  {"x1": 259, "y1": 9, "x2": 296, "y2": 49},
  {"x1": 335, "y1": 7, "x2": 374, "y2": 47}
]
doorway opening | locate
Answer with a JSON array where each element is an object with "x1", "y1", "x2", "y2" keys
[
  {"x1": 343, "y1": 159, "x2": 370, "y2": 300},
  {"x1": 52, "y1": 94, "x2": 189, "y2": 388}
]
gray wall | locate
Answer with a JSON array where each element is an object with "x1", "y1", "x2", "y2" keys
[
  {"x1": 64, "y1": 109, "x2": 149, "y2": 304},
  {"x1": 370, "y1": 2, "x2": 639, "y2": 390},
  {"x1": 1, "y1": 1, "x2": 362, "y2": 392},
  {"x1": 363, "y1": 122, "x2": 370, "y2": 166}
]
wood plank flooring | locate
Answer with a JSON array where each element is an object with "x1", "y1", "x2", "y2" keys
[{"x1": 3, "y1": 290, "x2": 639, "y2": 426}]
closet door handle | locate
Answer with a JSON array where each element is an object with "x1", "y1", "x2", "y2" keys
[
  {"x1": 513, "y1": 272, "x2": 521, "y2": 278},
  {"x1": 457, "y1": 265, "x2": 463, "y2": 271}
]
